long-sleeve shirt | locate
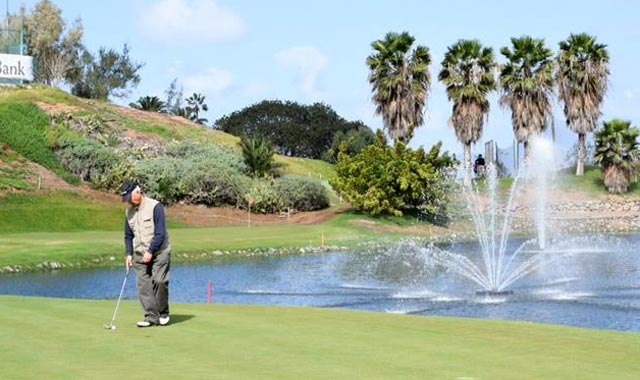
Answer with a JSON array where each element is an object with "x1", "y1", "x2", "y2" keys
[{"x1": 124, "y1": 203, "x2": 167, "y2": 256}]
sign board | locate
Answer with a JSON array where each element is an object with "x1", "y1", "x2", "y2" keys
[{"x1": 0, "y1": 54, "x2": 34, "y2": 81}]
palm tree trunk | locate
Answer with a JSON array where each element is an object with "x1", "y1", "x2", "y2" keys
[
  {"x1": 464, "y1": 143, "x2": 472, "y2": 185},
  {"x1": 576, "y1": 133, "x2": 585, "y2": 176}
]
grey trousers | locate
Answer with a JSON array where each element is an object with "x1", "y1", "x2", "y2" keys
[{"x1": 134, "y1": 250, "x2": 170, "y2": 324}]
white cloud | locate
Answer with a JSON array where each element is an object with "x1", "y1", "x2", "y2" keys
[
  {"x1": 624, "y1": 90, "x2": 634, "y2": 100},
  {"x1": 183, "y1": 68, "x2": 233, "y2": 96},
  {"x1": 275, "y1": 46, "x2": 329, "y2": 98},
  {"x1": 138, "y1": 0, "x2": 246, "y2": 45}
]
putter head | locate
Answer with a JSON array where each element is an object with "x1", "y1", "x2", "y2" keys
[{"x1": 104, "y1": 323, "x2": 116, "y2": 330}]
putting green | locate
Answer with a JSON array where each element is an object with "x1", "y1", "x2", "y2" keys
[{"x1": 0, "y1": 295, "x2": 638, "y2": 380}]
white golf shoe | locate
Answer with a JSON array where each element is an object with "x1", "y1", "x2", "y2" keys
[{"x1": 159, "y1": 315, "x2": 170, "y2": 326}]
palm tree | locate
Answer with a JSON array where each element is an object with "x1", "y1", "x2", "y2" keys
[
  {"x1": 239, "y1": 135, "x2": 283, "y2": 178},
  {"x1": 438, "y1": 39, "x2": 497, "y2": 181},
  {"x1": 366, "y1": 31, "x2": 431, "y2": 144},
  {"x1": 499, "y1": 36, "x2": 555, "y2": 160},
  {"x1": 594, "y1": 119, "x2": 639, "y2": 193},
  {"x1": 556, "y1": 33, "x2": 610, "y2": 176},
  {"x1": 129, "y1": 96, "x2": 167, "y2": 113},
  {"x1": 186, "y1": 93, "x2": 209, "y2": 125}
]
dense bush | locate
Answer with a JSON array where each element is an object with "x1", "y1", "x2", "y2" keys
[
  {"x1": 56, "y1": 141, "x2": 126, "y2": 188},
  {"x1": 245, "y1": 179, "x2": 284, "y2": 214},
  {"x1": 166, "y1": 141, "x2": 246, "y2": 173},
  {"x1": 179, "y1": 162, "x2": 249, "y2": 206},
  {"x1": 274, "y1": 176, "x2": 330, "y2": 211},
  {"x1": 331, "y1": 131, "x2": 455, "y2": 218},
  {"x1": 135, "y1": 158, "x2": 186, "y2": 204}
]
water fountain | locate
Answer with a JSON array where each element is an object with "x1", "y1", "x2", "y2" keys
[{"x1": 435, "y1": 138, "x2": 561, "y2": 294}]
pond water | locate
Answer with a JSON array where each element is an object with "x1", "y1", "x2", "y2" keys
[{"x1": 1, "y1": 235, "x2": 639, "y2": 332}]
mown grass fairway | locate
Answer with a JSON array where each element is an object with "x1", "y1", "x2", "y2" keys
[
  {"x1": 0, "y1": 296, "x2": 637, "y2": 380},
  {"x1": 0, "y1": 212, "x2": 378, "y2": 269}
]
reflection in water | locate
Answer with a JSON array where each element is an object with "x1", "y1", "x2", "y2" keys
[{"x1": 0, "y1": 234, "x2": 639, "y2": 332}]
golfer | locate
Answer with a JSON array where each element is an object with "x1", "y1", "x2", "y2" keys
[{"x1": 121, "y1": 182, "x2": 171, "y2": 327}]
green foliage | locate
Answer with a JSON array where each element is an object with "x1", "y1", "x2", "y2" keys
[
  {"x1": 216, "y1": 100, "x2": 369, "y2": 160},
  {"x1": 239, "y1": 135, "x2": 283, "y2": 178},
  {"x1": 134, "y1": 156, "x2": 249, "y2": 207},
  {"x1": 274, "y1": 176, "x2": 330, "y2": 211},
  {"x1": 323, "y1": 122, "x2": 375, "y2": 163},
  {"x1": 55, "y1": 140, "x2": 130, "y2": 189},
  {"x1": 246, "y1": 179, "x2": 285, "y2": 213},
  {"x1": 557, "y1": 33, "x2": 610, "y2": 176},
  {"x1": 22, "y1": 0, "x2": 85, "y2": 86},
  {"x1": 135, "y1": 158, "x2": 186, "y2": 204},
  {"x1": 594, "y1": 119, "x2": 640, "y2": 193},
  {"x1": 439, "y1": 39, "x2": 497, "y2": 177},
  {"x1": 500, "y1": 36, "x2": 555, "y2": 147},
  {"x1": 179, "y1": 163, "x2": 249, "y2": 207},
  {"x1": 331, "y1": 131, "x2": 455, "y2": 217},
  {"x1": 71, "y1": 44, "x2": 144, "y2": 100},
  {"x1": 129, "y1": 96, "x2": 167, "y2": 113},
  {"x1": 367, "y1": 31, "x2": 431, "y2": 144},
  {"x1": 166, "y1": 141, "x2": 245, "y2": 173},
  {"x1": 0, "y1": 102, "x2": 77, "y2": 184}
]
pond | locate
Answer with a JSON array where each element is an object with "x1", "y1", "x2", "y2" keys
[{"x1": 1, "y1": 235, "x2": 639, "y2": 332}]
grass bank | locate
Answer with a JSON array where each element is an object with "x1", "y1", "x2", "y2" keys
[
  {"x1": 0, "y1": 296, "x2": 637, "y2": 380},
  {"x1": 0, "y1": 212, "x2": 385, "y2": 270}
]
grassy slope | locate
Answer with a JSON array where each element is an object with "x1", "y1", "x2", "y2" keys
[
  {"x1": 0, "y1": 85, "x2": 335, "y2": 180},
  {"x1": 0, "y1": 212, "x2": 378, "y2": 268},
  {"x1": 0, "y1": 296, "x2": 638, "y2": 380},
  {"x1": 556, "y1": 166, "x2": 640, "y2": 197}
]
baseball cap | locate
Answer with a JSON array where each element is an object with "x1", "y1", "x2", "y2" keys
[{"x1": 120, "y1": 182, "x2": 140, "y2": 203}]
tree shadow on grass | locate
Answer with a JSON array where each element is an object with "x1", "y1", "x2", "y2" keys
[{"x1": 169, "y1": 314, "x2": 195, "y2": 325}]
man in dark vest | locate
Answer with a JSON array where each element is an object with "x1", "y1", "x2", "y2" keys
[{"x1": 121, "y1": 182, "x2": 171, "y2": 327}]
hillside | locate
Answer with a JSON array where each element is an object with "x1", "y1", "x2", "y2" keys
[
  {"x1": 0, "y1": 86, "x2": 340, "y2": 232},
  {"x1": 1, "y1": 86, "x2": 639, "y2": 236}
]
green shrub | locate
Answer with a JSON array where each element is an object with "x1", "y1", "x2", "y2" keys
[
  {"x1": 135, "y1": 158, "x2": 187, "y2": 204},
  {"x1": 331, "y1": 131, "x2": 455, "y2": 217},
  {"x1": 275, "y1": 176, "x2": 330, "y2": 211},
  {"x1": 167, "y1": 141, "x2": 245, "y2": 173},
  {"x1": 56, "y1": 141, "x2": 125, "y2": 189},
  {"x1": 179, "y1": 162, "x2": 249, "y2": 206},
  {"x1": 246, "y1": 179, "x2": 285, "y2": 214}
]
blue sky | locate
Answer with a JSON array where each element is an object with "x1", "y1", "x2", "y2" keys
[{"x1": 13, "y1": 0, "x2": 640, "y2": 159}]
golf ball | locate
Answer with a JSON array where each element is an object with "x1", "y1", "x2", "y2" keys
[{"x1": 111, "y1": 326, "x2": 116, "y2": 330}]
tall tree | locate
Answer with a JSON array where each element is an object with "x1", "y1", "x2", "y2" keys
[
  {"x1": 439, "y1": 39, "x2": 497, "y2": 181},
  {"x1": 216, "y1": 100, "x2": 367, "y2": 159},
  {"x1": 594, "y1": 119, "x2": 639, "y2": 194},
  {"x1": 556, "y1": 33, "x2": 610, "y2": 176},
  {"x1": 23, "y1": 0, "x2": 84, "y2": 87},
  {"x1": 366, "y1": 31, "x2": 431, "y2": 144},
  {"x1": 71, "y1": 44, "x2": 143, "y2": 100},
  {"x1": 499, "y1": 36, "x2": 555, "y2": 160},
  {"x1": 164, "y1": 78, "x2": 185, "y2": 116},
  {"x1": 186, "y1": 93, "x2": 209, "y2": 125}
]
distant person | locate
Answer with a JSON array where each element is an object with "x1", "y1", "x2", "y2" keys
[
  {"x1": 121, "y1": 182, "x2": 171, "y2": 328},
  {"x1": 474, "y1": 154, "x2": 486, "y2": 177}
]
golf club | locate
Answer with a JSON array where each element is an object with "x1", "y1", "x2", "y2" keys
[{"x1": 104, "y1": 266, "x2": 131, "y2": 331}]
